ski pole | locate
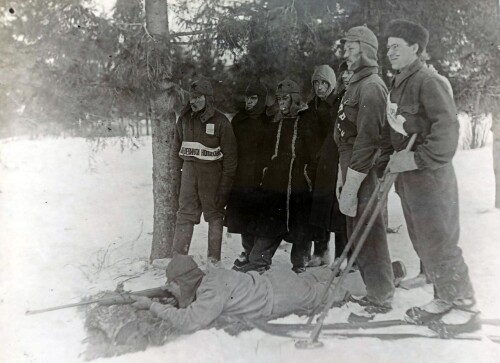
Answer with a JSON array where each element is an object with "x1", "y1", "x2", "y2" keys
[
  {"x1": 298, "y1": 134, "x2": 417, "y2": 348},
  {"x1": 306, "y1": 134, "x2": 417, "y2": 325}
]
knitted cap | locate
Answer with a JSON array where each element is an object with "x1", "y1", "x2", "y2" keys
[
  {"x1": 343, "y1": 26, "x2": 378, "y2": 51},
  {"x1": 190, "y1": 79, "x2": 213, "y2": 96},
  {"x1": 275, "y1": 79, "x2": 301, "y2": 97},
  {"x1": 166, "y1": 255, "x2": 199, "y2": 282},
  {"x1": 311, "y1": 65, "x2": 336, "y2": 88},
  {"x1": 245, "y1": 81, "x2": 267, "y2": 97},
  {"x1": 385, "y1": 19, "x2": 429, "y2": 54}
]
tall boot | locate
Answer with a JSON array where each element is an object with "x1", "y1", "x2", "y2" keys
[
  {"x1": 172, "y1": 222, "x2": 194, "y2": 255},
  {"x1": 208, "y1": 218, "x2": 223, "y2": 262}
]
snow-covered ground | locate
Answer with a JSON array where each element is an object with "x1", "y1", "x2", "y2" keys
[{"x1": 0, "y1": 136, "x2": 499, "y2": 363}]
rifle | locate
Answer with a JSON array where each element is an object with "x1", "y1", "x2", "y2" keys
[{"x1": 25, "y1": 286, "x2": 176, "y2": 315}]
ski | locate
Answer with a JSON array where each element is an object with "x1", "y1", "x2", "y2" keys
[
  {"x1": 247, "y1": 317, "x2": 500, "y2": 343},
  {"x1": 252, "y1": 317, "x2": 500, "y2": 332}
]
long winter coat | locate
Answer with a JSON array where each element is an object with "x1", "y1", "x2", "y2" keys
[
  {"x1": 249, "y1": 106, "x2": 323, "y2": 243},
  {"x1": 225, "y1": 108, "x2": 278, "y2": 234},
  {"x1": 308, "y1": 89, "x2": 346, "y2": 233}
]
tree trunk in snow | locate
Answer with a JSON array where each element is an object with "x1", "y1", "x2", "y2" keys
[
  {"x1": 146, "y1": 0, "x2": 179, "y2": 260},
  {"x1": 493, "y1": 114, "x2": 500, "y2": 209}
]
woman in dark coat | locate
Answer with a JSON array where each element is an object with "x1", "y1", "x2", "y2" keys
[
  {"x1": 245, "y1": 79, "x2": 323, "y2": 273},
  {"x1": 309, "y1": 63, "x2": 351, "y2": 266},
  {"x1": 225, "y1": 82, "x2": 277, "y2": 269}
]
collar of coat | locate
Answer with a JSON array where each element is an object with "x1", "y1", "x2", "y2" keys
[
  {"x1": 273, "y1": 102, "x2": 309, "y2": 123},
  {"x1": 181, "y1": 102, "x2": 216, "y2": 123},
  {"x1": 310, "y1": 91, "x2": 336, "y2": 109},
  {"x1": 393, "y1": 59, "x2": 424, "y2": 88},
  {"x1": 348, "y1": 66, "x2": 379, "y2": 85}
]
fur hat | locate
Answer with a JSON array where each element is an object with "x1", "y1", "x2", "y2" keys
[
  {"x1": 190, "y1": 78, "x2": 213, "y2": 96},
  {"x1": 245, "y1": 81, "x2": 267, "y2": 97},
  {"x1": 385, "y1": 20, "x2": 429, "y2": 55},
  {"x1": 275, "y1": 79, "x2": 301, "y2": 97},
  {"x1": 166, "y1": 255, "x2": 199, "y2": 282},
  {"x1": 343, "y1": 26, "x2": 378, "y2": 51},
  {"x1": 343, "y1": 26, "x2": 379, "y2": 70}
]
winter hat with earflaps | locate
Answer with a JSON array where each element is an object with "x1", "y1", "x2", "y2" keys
[
  {"x1": 311, "y1": 65, "x2": 337, "y2": 97},
  {"x1": 274, "y1": 79, "x2": 307, "y2": 119},
  {"x1": 190, "y1": 78, "x2": 213, "y2": 97},
  {"x1": 275, "y1": 79, "x2": 301, "y2": 97},
  {"x1": 385, "y1": 19, "x2": 429, "y2": 55},
  {"x1": 343, "y1": 25, "x2": 379, "y2": 71},
  {"x1": 165, "y1": 255, "x2": 205, "y2": 308}
]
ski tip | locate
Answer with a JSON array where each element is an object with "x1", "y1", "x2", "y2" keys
[{"x1": 295, "y1": 339, "x2": 324, "y2": 349}]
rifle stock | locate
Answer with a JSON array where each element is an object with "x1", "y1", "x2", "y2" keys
[{"x1": 26, "y1": 286, "x2": 174, "y2": 315}]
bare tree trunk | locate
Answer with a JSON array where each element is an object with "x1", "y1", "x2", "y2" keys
[
  {"x1": 145, "y1": 104, "x2": 150, "y2": 136},
  {"x1": 491, "y1": 0, "x2": 500, "y2": 208},
  {"x1": 146, "y1": 0, "x2": 179, "y2": 260},
  {"x1": 493, "y1": 114, "x2": 500, "y2": 209}
]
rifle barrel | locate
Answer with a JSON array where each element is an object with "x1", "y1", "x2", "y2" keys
[
  {"x1": 25, "y1": 298, "x2": 105, "y2": 315},
  {"x1": 25, "y1": 286, "x2": 168, "y2": 315}
]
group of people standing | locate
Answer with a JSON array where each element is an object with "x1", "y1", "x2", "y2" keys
[{"x1": 167, "y1": 19, "x2": 479, "y2": 329}]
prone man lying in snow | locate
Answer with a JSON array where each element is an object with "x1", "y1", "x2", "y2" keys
[{"x1": 130, "y1": 255, "x2": 348, "y2": 333}]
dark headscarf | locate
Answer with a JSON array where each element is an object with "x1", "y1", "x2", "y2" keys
[{"x1": 244, "y1": 81, "x2": 267, "y2": 117}]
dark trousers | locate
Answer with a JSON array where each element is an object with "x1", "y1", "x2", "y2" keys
[
  {"x1": 248, "y1": 236, "x2": 281, "y2": 267},
  {"x1": 333, "y1": 229, "x2": 351, "y2": 260},
  {"x1": 395, "y1": 164, "x2": 474, "y2": 303},
  {"x1": 344, "y1": 168, "x2": 395, "y2": 306},
  {"x1": 291, "y1": 242, "x2": 312, "y2": 268},
  {"x1": 249, "y1": 237, "x2": 311, "y2": 269},
  {"x1": 173, "y1": 161, "x2": 224, "y2": 259},
  {"x1": 241, "y1": 233, "x2": 255, "y2": 256},
  {"x1": 176, "y1": 161, "x2": 223, "y2": 224},
  {"x1": 313, "y1": 237, "x2": 329, "y2": 257}
]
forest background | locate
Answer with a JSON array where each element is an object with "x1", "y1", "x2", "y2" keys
[{"x1": 1, "y1": 0, "x2": 499, "y2": 260}]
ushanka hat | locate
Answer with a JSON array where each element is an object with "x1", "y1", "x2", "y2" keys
[
  {"x1": 343, "y1": 25, "x2": 379, "y2": 69},
  {"x1": 190, "y1": 78, "x2": 213, "y2": 96},
  {"x1": 275, "y1": 79, "x2": 301, "y2": 97},
  {"x1": 343, "y1": 26, "x2": 378, "y2": 52},
  {"x1": 385, "y1": 19, "x2": 429, "y2": 55}
]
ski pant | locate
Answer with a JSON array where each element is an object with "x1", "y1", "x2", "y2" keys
[
  {"x1": 173, "y1": 161, "x2": 224, "y2": 260},
  {"x1": 395, "y1": 163, "x2": 474, "y2": 304},
  {"x1": 267, "y1": 267, "x2": 347, "y2": 316},
  {"x1": 340, "y1": 156, "x2": 395, "y2": 306},
  {"x1": 176, "y1": 161, "x2": 224, "y2": 224}
]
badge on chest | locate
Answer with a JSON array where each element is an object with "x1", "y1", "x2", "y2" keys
[{"x1": 206, "y1": 123, "x2": 215, "y2": 135}]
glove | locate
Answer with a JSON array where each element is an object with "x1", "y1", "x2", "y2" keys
[
  {"x1": 389, "y1": 151, "x2": 418, "y2": 173},
  {"x1": 131, "y1": 295, "x2": 153, "y2": 310},
  {"x1": 387, "y1": 99, "x2": 408, "y2": 136},
  {"x1": 336, "y1": 165, "x2": 343, "y2": 200},
  {"x1": 339, "y1": 168, "x2": 367, "y2": 217}
]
